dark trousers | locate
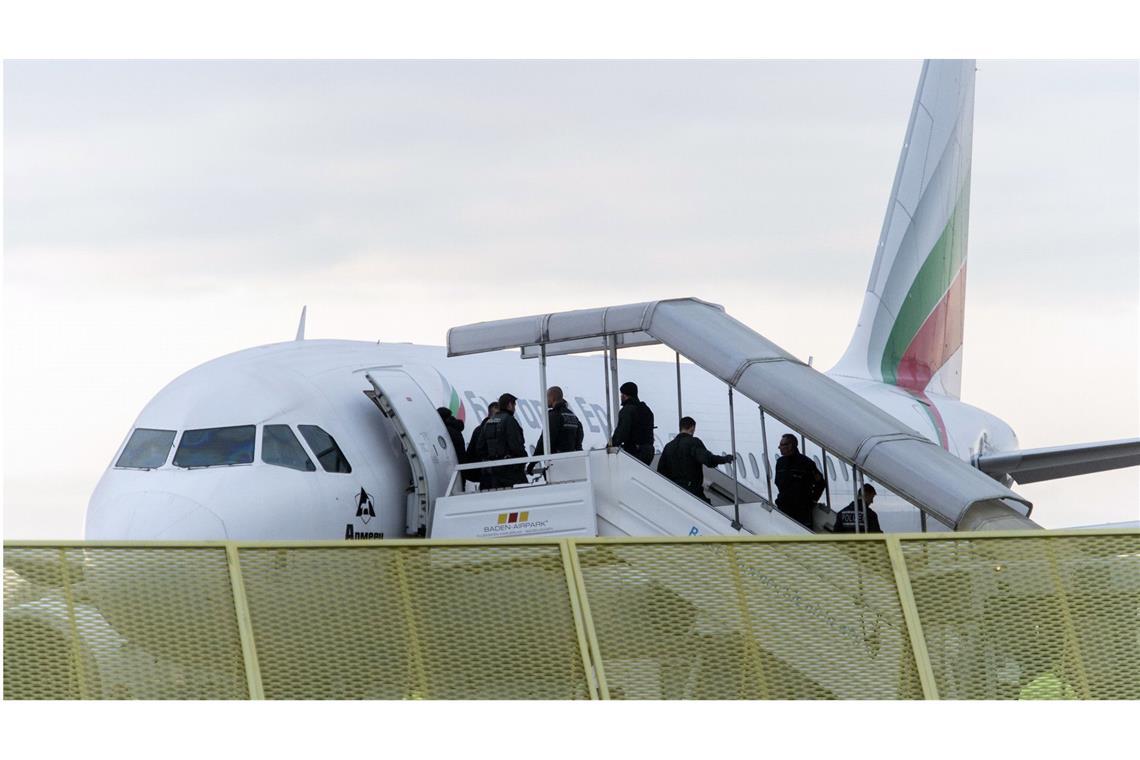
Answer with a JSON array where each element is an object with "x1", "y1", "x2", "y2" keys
[{"x1": 777, "y1": 500, "x2": 814, "y2": 529}]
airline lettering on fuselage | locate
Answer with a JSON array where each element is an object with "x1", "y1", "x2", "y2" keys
[
  {"x1": 463, "y1": 389, "x2": 611, "y2": 437},
  {"x1": 575, "y1": 396, "x2": 601, "y2": 433},
  {"x1": 344, "y1": 524, "x2": 384, "y2": 540}
]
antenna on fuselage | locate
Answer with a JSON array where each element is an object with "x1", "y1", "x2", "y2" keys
[{"x1": 295, "y1": 306, "x2": 307, "y2": 341}]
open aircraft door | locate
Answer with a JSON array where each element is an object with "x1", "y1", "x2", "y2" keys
[{"x1": 364, "y1": 370, "x2": 458, "y2": 537}]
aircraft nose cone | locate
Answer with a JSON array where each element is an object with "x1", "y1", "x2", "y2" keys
[{"x1": 86, "y1": 491, "x2": 227, "y2": 540}]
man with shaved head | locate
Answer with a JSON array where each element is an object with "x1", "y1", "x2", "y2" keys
[{"x1": 529, "y1": 386, "x2": 584, "y2": 475}]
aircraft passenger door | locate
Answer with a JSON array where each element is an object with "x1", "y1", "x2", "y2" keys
[{"x1": 364, "y1": 370, "x2": 458, "y2": 537}]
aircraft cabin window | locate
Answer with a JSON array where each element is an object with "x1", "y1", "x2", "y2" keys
[
  {"x1": 298, "y1": 425, "x2": 352, "y2": 473},
  {"x1": 262, "y1": 425, "x2": 316, "y2": 472},
  {"x1": 116, "y1": 428, "x2": 176, "y2": 469},
  {"x1": 748, "y1": 453, "x2": 760, "y2": 479},
  {"x1": 173, "y1": 425, "x2": 255, "y2": 468}
]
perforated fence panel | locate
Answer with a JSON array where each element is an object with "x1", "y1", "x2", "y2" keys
[
  {"x1": 5, "y1": 531, "x2": 1139, "y2": 700},
  {"x1": 572, "y1": 539, "x2": 923, "y2": 699},
  {"x1": 4, "y1": 545, "x2": 248, "y2": 699},
  {"x1": 900, "y1": 532, "x2": 1140, "y2": 700},
  {"x1": 237, "y1": 543, "x2": 592, "y2": 699}
]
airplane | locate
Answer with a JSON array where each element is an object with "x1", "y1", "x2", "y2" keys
[{"x1": 84, "y1": 59, "x2": 1140, "y2": 542}]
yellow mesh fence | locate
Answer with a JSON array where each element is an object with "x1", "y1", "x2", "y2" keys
[
  {"x1": 572, "y1": 540, "x2": 923, "y2": 699},
  {"x1": 900, "y1": 532, "x2": 1140, "y2": 700},
  {"x1": 236, "y1": 543, "x2": 592, "y2": 699},
  {"x1": 4, "y1": 545, "x2": 248, "y2": 699},
  {"x1": 5, "y1": 531, "x2": 1138, "y2": 700}
]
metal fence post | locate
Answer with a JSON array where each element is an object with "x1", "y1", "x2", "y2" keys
[
  {"x1": 724, "y1": 544, "x2": 770, "y2": 698},
  {"x1": 1043, "y1": 539, "x2": 1093, "y2": 698},
  {"x1": 565, "y1": 541, "x2": 610, "y2": 699},
  {"x1": 225, "y1": 544, "x2": 265, "y2": 699},
  {"x1": 885, "y1": 536, "x2": 940, "y2": 700},
  {"x1": 560, "y1": 540, "x2": 601, "y2": 700},
  {"x1": 392, "y1": 547, "x2": 429, "y2": 699},
  {"x1": 58, "y1": 547, "x2": 89, "y2": 700}
]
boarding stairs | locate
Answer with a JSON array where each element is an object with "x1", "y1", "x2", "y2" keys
[
  {"x1": 430, "y1": 448, "x2": 811, "y2": 539},
  {"x1": 442, "y1": 298, "x2": 1037, "y2": 535}
]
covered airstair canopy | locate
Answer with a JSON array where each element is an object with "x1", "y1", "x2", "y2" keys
[{"x1": 447, "y1": 298, "x2": 1036, "y2": 532}]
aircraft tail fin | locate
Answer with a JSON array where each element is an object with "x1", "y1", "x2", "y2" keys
[{"x1": 831, "y1": 60, "x2": 976, "y2": 399}]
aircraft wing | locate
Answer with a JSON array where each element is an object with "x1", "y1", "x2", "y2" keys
[{"x1": 977, "y1": 437, "x2": 1140, "y2": 484}]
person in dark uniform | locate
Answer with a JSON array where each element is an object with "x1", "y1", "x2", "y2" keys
[
  {"x1": 657, "y1": 417, "x2": 735, "y2": 503},
  {"x1": 774, "y1": 434, "x2": 825, "y2": 528},
  {"x1": 528, "y1": 386, "x2": 584, "y2": 475},
  {"x1": 465, "y1": 401, "x2": 498, "y2": 490},
  {"x1": 833, "y1": 484, "x2": 881, "y2": 533},
  {"x1": 437, "y1": 407, "x2": 466, "y2": 462},
  {"x1": 611, "y1": 381, "x2": 655, "y2": 465},
  {"x1": 481, "y1": 393, "x2": 527, "y2": 488}
]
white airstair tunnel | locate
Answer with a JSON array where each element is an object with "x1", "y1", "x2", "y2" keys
[{"x1": 378, "y1": 299, "x2": 1037, "y2": 540}]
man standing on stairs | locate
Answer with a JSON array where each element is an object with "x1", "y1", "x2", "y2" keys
[
  {"x1": 528, "y1": 386, "x2": 584, "y2": 476},
  {"x1": 657, "y1": 417, "x2": 736, "y2": 503},
  {"x1": 465, "y1": 401, "x2": 499, "y2": 490},
  {"x1": 482, "y1": 394, "x2": 527, "y2": 488},
  {"x1": 774, "y1": 434, "x2": 825, "y2": 528},
  {"x1": 833, "y1": 484, "x2": 881, "y2": 533},
  {"x1": 611, "y1": 381, "x2": 656, "y2": 465}
]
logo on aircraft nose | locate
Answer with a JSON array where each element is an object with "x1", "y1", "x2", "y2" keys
[{"x1": 355, "y1": 487, "x2": 375, "y2": 524}]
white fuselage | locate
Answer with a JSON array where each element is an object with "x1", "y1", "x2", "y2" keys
[{"x1": 85, "y1": 338, "x2": 1019, "y2": 540}]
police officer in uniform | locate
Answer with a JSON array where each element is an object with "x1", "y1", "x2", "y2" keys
[
  {"x1": 833, "y1": 484, "x2": 881, "y2": 533},
  {"x1": 657, "y1": 417, "x2": 735, "y2": 502},
  {"x1": 611, "y1": 381, "x2": 655, "y2": 465},
  {"x1": 465, "y1": 401, "x2": 498, "y2": 490},
  {"x1": 774, "y1": 434, "x2": 825, "y2": 528},
  {"x1": 481, "y1": 393, "x2": 527, "y2": 488},
  {"x1": 528, "y1": 386, "x2": 584, "y2": 475}
]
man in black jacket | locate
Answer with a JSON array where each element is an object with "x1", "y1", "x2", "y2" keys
[
  {"x1": 833, "y1": 484, "x2": 881, "y2": 533},
  {"x1": 437, "y1": 407, "x2": 466, "y2": 461},
  {"x1": 465, "y1": 401, "x2": 498, "y2": 490},
  {"x1": 481, "y1": 393, "x2": 527, "y2": 488},
  {"x1": 657, "y1": 417, "x2": 735, "y2": 502},
  {"x1": 529, "y1": 386, "x2": 584, "y2": 475},
  {"x1": 774, "y1": 434, "x2": 825, "y2": 529},
  {"x1": 611, "y1": 381, "x2": 655, "y2": 465}
]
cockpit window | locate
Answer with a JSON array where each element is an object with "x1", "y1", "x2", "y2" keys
[
  {"x1": 262, "y1": 425, "x2": 316, "y2": 472},
  {"x1": 173, "y1": 425, "x2": 255, "y2": 468},
  {"x1": 298, "y1": 425, "x2": 352, "y2": 473},
  {"x1": 116, "y1": 428, "x2": 176, "y2": 469}
]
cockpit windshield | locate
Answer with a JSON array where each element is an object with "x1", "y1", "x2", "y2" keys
[
  {"x1": 262, "y1": 424, "x2": 316, "y2": 472},
  {"x1": 173, "y1": 425, "x2": 255, "y2": 468},
  {"x1": 116, "y1": 428, "x2": 176, "y2": 469},
  {"x1": 298, "y1": 425, "x2": 352, "y2": 473}
]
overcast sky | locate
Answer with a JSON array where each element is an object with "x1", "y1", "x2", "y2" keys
[{"x1": 4, "y1": 60, "x2": 1138, "y2": 536}]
